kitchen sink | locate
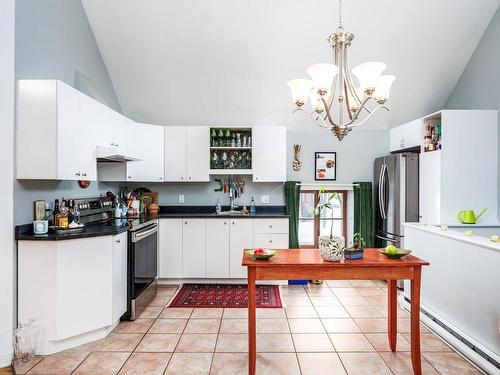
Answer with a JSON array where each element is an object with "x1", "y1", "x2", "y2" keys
[{"x1": 211, "y1": 210, "x2": 249, "y2": 216}]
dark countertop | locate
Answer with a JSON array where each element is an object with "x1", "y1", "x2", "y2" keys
[
  {"x1": 157, "y1": 205, "x2": 290, "y2": 219},
  {"x1": 15, "y1": 216, "x2": 158, "y2": 241},
  {"x1": 15, "y1": 206, "x2": 289, "y2": 241}
]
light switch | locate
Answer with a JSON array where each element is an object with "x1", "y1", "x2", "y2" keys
[
  {"x1": 260, "y1": 195, "x2": 269, "y2": 204},
  {"x1": 179, "y1": 194, "x2": 185, "y2": 203}
]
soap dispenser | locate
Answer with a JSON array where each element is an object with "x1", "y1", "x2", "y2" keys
[{"x1": 249, "y1": 197, "x2": 256, "y2": 214}]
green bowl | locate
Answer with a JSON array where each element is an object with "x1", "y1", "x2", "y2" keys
[
  {"x1": 245, "y1": 249, "x2": 277, "y2": 260},
  {"x1": 378, "y1": 249, "x2": 412, "y2": 259}
]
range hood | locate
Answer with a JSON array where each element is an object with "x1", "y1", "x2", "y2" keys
[{"x1": 95, "y1": 145, "x2": 141, "y2": 163}]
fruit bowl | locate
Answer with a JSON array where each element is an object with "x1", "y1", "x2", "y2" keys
[
  {"x1": 245, "y1": 248, "x2": 277, "y2": 260},
  {"x1": 378, "y1": 248, "x2": 412, "y2": 259}
]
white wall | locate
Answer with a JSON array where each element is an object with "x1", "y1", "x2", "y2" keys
[
  {"x1": 0, "y1": 0, "x2": 15, "y2": 367},
  {"x1": 445, "y1": 6, "x2": 500, "y2": 217}
]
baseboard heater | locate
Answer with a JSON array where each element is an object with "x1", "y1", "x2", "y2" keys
[{"x1": 403, "y1": 296, "x2": 500, "y2": 371}]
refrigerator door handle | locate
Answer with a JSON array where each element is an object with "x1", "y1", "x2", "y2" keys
[
  {"x1": 380, "y1": 164, "x2": 388, "y2": 219},
  {"x1": 378, "y1": 164, "x2": 385, "y2": 219},
  {"x1": 375, "y1": 234, "x2": 399, "y2": 244}
]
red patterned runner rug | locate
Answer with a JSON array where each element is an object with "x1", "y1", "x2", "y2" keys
[{"x1": 168, "y1": 284, "x2": 282, "y2": 308}]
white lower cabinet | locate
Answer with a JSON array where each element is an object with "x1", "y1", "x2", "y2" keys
[
  {"x1": 229, "y1": 219, "x2": 254, "y2": 278},
  {"x1": 158, "y1": 217, "x2": 288, "y2": 280},
  {"x1": 253, "y1": 233, "x2": 289, "y2": 249},
  {"x1": 112, "y1": 232, "x2": 128, "y2": 322},
  {"x1": 182, "y1": 219, "x2": 207, "y2": 277},
  {"x1": 206, "y1": 219, "x2": 230, "y2": 278},
  {"x1": 158, "y1": 219, "x2": 183, "y2": 278}
]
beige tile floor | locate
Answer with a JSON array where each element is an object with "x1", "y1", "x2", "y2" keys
[{"x1": 15, "y1": 281, "x2": 484, "y2": 375}]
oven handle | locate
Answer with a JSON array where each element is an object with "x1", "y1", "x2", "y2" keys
[{"x1": 132, "y1": 225, "x2": 158, "y2": 243}]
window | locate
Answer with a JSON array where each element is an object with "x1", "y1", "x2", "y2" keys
[{"x1": 298, "y1": 190, "x2": 347, "y2": 248}]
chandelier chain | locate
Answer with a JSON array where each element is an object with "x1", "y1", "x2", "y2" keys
[{"x1": 338, "y1": 0, "x2": 343, "y2": 30}]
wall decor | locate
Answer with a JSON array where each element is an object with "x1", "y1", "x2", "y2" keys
[
  {"x1": 78, "y1": 180, "x2": 91, "y2": 189},
  {"x1": 293, "y1": 144, "x2": 302, "y2": 171},
  {"x1": 315, "y1": 152, "x2": 336, "y2": 180}
]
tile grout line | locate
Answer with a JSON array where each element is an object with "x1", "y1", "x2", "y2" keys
[
  {"x1": 207, "y1": 309, "x2": 223, "y2": 375},
  {"x1": 283, "y1": 284, "x2": 304, "y2": 375}
]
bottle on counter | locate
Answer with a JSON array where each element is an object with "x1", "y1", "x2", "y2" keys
[
  {"x1": 250, "y1": 197, "x2": 256, "y2": 214},
  {"x1": 45, "y1": 202, "x2": 53, "y2": 226},
  {"x1": 216, "y1": 198, "x2": 222, "y2": 215},
  {"x1": 53, "y1": 199, "x2": 60, "y2": 226},
  {"x1": 57, "y1": 200, "x2": 69, "y2": 228}
]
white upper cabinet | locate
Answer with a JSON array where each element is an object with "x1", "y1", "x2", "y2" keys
[
  {"x1": 164, "y1": 126, "x2": 187, "y2": 181},
  {"x1": 187, "y1": 127, "x2": 210, "y2": 181},
  {"x1": 252, "y1": 127, "x2": 287, "y2": 182},
  {"x1": 390, "y1": 119, "x2": 422, "y2": 152},
  {"x1": 17, "y1": 80, "x2": 98, "y2": 180},
  {"x1": 126, "y1": 123, "x2": 164, "y2": 182},
  {"x1": 164, "y1": 126, "x2": 210, "y2": 182}
]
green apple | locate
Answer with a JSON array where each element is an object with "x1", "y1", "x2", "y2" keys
[{"x1": 384, "y1": 244, "x2": 398, "y2": 254}]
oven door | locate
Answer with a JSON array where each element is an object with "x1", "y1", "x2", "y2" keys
[{"x1": 130, "y1": 223, "x2": 158, "y2": 299}]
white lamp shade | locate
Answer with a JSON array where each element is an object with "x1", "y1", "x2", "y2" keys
[
  {"x1": 373, "y1": 75, "x2": 396, "y2": 102},
  {"x1": 352, "y1": 62, "x2": 386, "y2": 92},
  {"x1": 287, "y1": 79, "x2": 313, "y2": 106},
  {"x1": 309, "y1": 90, "x2": 330, "y2": 112},
  {"x1": 307, "y1": 63, "x2": 338, "y2": 94}
]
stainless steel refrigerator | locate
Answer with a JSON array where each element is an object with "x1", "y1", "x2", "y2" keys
[{"x1": 374, "y1": 153, "x2": 419, "y2": 250}]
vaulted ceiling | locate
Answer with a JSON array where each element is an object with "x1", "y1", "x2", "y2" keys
[{"x1": 82, "y1": 0, "x2": 499, "y2": 129}]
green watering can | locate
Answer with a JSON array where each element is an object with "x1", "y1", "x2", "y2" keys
[{"x1": 457, "y1": 209, "x2": 487, "y2": 224}]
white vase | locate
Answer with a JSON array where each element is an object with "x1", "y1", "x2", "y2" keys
[{"x1": 318, "y1": 236, "x2": 344, "y2": 262}]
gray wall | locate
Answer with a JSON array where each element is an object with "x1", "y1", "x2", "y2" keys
[
  {"x1": 14, "y1": 0, "x2": 122, "y2": 224},
  {"x1": 445, "y1": 5, "x2": 500, "y2": 216},
  {"x1": 125, "y1": 128, "x2": 389, "y2": 208}
]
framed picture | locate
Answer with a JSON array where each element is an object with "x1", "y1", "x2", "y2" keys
[{"x1": 315, "y1": 152, "x2": 336, "y2": 181}]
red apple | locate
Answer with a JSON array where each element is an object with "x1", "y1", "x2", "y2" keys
[{"x1": 254, "y1": 248, "x2": 265, "y2": 255}]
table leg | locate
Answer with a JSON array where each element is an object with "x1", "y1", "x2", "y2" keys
[
  {"x1": 388, "y1": 280, "x2": 397, "y2": 352},
  {"x1": 248, "y1": 267, "x2": 256, "y2": 375},
  {"x1": 411, "y1": 267, "x2": 422, "y2": 375}
]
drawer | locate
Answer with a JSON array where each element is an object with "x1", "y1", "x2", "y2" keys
[
  {"x1": 253, "y1": 233, "x2": 289, "y2": 249},
  {"x1": 253, "y1": 218, "x2": 289, "y2": 234}
]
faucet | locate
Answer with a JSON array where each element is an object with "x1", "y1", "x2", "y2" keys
[{"x1": 228, "y1": 182, "x2": 238, "y2": 211}]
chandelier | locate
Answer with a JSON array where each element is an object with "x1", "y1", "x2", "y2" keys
[{"x1": 287, "y1": 0, "x2": 395, "y2": 140}]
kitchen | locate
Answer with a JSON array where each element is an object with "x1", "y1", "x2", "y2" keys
[{"x1": 2, "y1": 1, "x2": 500, "y2": 375}]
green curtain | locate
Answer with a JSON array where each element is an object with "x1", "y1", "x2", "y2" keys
[
  {"x1": 353, "y1": 181, "x2": 373, "y2": 247},
  {"x1": 284, "y1": 181, "x2": 301, "y2": 248}
]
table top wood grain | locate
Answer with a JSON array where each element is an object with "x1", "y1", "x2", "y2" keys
[{"x1": 242, "y1": 248, "x2": 429, "y2": 267}]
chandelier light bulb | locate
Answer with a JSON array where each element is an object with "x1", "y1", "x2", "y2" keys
[
  {"x1": 306, "y1": 63, "x2": 338, "y2": 95},
  {"x1": 348, "y1": 87, "x2": 365, "y2": 111},
  {"x1": 309, "y1": 90, "x2": 331, "y2": 113},
  {"x1": 373, "y1": 75, "x2": 396, "y2": 104},
  {"x1": 352, "y1": 62, "x2": 386, "y2": 95},
  {"x1": 286, "y1": 79, "x2": 313, "y2": 107}
]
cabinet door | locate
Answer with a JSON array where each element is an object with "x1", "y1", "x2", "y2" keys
[
  {"x1": 56, "y1": 81, "x2": 81, "y2": 180},
  {"x1": 164, "y1": 126, "x2": 187, "y2": 181},
  {"x1": 112, "y1": 232, "x2": 127, "y2": 322},
  {"x1": 252, "y1": 127, "x2": 286, "y2": 182},
  {"x1": 182, "y1": 219, "x2": 206, "y2": 278},
  {"x1": 206, "y1": 219, "x2": 230, "y2": 278},
  {"x1": 229, "y1": 219, "x2": 253, "y2": 278},
  {"x1": 419, "y1": 151, "x2": 441, "y2": 224},
  {"x1": 126, "y1": 123, "x2": 164, "y2": 182},
  {"x1": 186, "y1": 127, "x2": 210, "y2": 181},
  {"x1": 402, "y1": 119, "x2": 422, "y2": 149},
  {"x1": 253, "y1": 219, "x2": 289, "y2": 234},
  {"x1": 389, "y1": 125, "x2": 403, "y2": 152},
  {"x1": 112, "y1": 112, "x2": 129, "y2": 154},
  {"x1": 77, "y1": 93, "x2": 98, "y2": 181},
  {"x1": 158, "y1": 219, "x2": 183, "y2": 278}
]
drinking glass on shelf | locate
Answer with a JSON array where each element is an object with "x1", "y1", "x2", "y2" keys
[
  {"x1": 236, "y1": 133, "x2": 241, "y2": 147},
  {"x1": 218, "y1": 129, "x2": 224, "y2": 146}
]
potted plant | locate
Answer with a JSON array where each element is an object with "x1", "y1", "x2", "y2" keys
[
  {"x1": 344, "y1": 233, "x2": 366, "y2": 259},
  {"x1": 314, "y1": 188, "x2": 345, "y2": 261}
]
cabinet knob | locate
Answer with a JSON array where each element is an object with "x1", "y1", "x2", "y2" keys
[
  {"x1": 185, "y1": 221, "x2": 187, "y2": 224},
  {"x1": 115, "y1": 144, "x2": 119, "y2": 147},
  {"x1": 224, "y1": 222, "x2": 227, "y2": 225},
  {"x1": 75, "y1": 172, "x2": 81, "y2": 176},
  {"x1": 128, "y1": 176, "x2": 131, "y2": 179},
  {"x1": 82, "y1": 173, "x2": 87, "y2": 177},
  {"x1": 159, "y1": 177, "x2": 163, "y2": 180},
  {"x1": 181, "y1": 177, "x2": 184, "y2": 180},
  {"x1": 270, "y1": 240, "x2": 273, "y2": 243},
  {"x1": 188, "y1": 176, "x2": 191, "y2": 180},
  {"x1": 116, "y1": 239, "x2": 121, "y2": 243},
  {"x1": 270, "y1": 225, "x2": 273, "y2": 228}
]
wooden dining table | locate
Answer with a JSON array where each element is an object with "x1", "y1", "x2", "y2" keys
[{"x1": 243, "y1": 248, "x2": 429, "y2": 375}]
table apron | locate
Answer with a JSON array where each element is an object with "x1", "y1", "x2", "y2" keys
[{"x1": 254, "y1": 266, "x2": 415, "y2": 280}]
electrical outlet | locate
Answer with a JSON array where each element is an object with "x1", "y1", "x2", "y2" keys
[
  {"x1": 179, "y1": 194, "x2": 185, "y2": 203},
  {"x1": 260, "y1": 195, "x2": 269, "y2": 204}
]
